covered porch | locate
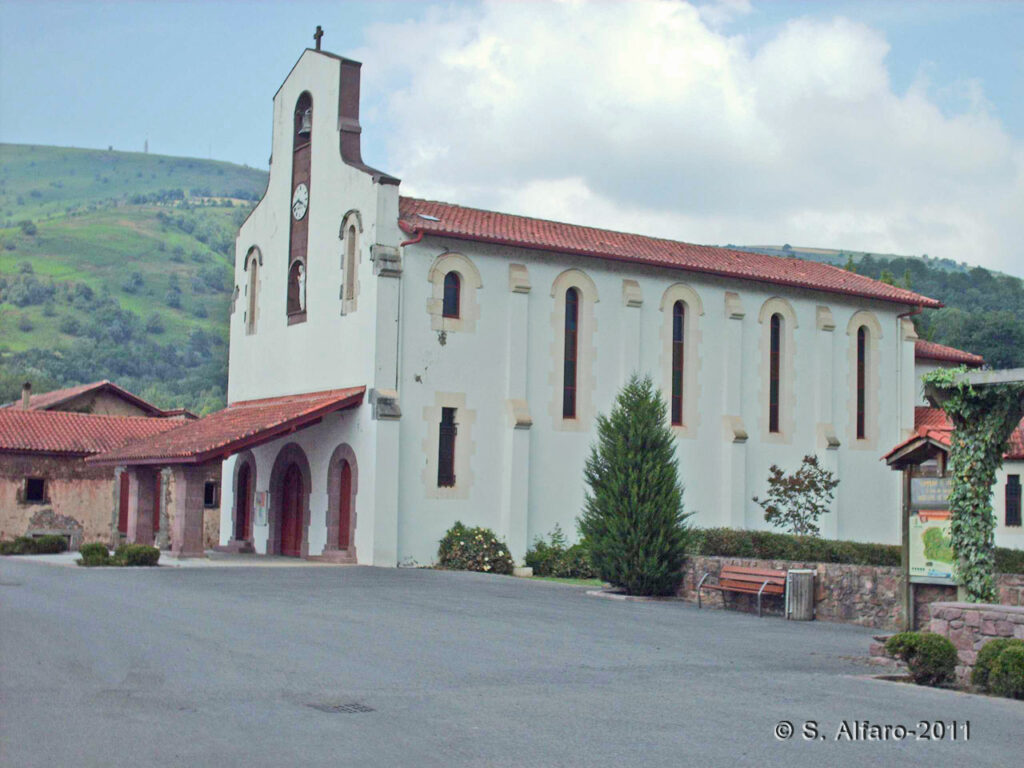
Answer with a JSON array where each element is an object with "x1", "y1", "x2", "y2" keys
[{"x1": 88, "y1": 387, "x2": 365, "y2": 558}]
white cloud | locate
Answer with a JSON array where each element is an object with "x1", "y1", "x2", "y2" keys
[{"x1": 357, "y1": 0, "x2": 1023, "y2": 275}]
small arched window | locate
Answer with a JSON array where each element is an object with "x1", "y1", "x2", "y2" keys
[
  {"x1": 856, "y1": 326, "x2": 867, "y2": 439},
  {"x1": 343, "y1": 225, "x2": 357, "y2": 302},
  {"x1": 563, "y1": 287, "x2": 580, "y2": 419},
  {"x1": 287, "y1": 260, "x2": 306, "y2": 316},
  {"x1": 769, "y1": 313, "x2": 782, "y2": 433},
  {"x1": 294, "y1": 92, "x2": 312, "y2": 145},
  {"x1": 671, "y1": 301, "x2": 685, "y2": 425},
  {"x1": 246, "y1": 257, "x2": 259, "y2": 335},
  {"x1": 442, "y1": 272, "x2": 461, "y2": 319}
]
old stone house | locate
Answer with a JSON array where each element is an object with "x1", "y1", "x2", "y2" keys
[{"x1": 0, "y1": 381, "x2": 218, "y2": 549}]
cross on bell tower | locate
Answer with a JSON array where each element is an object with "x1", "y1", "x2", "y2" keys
[{"x1": 314, "y1": 25, "x2": 324, "y2": 51}]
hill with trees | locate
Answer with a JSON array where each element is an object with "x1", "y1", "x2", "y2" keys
[{"x1": 0, "y1": 143, "x2": 267, "y2": 413}]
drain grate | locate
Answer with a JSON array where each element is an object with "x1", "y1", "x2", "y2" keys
[{"x1": 307, "y1": 702, "x2": 375, "y2": 714}]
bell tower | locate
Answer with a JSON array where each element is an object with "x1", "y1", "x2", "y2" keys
[{"x1": 287, "y1": 92, "x2": 312, "y2": 323}]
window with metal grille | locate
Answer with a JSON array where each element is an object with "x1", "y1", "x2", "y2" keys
[
  {"x1": 671, "y1": 301, "x2": 685, "y2": 426},
  {"x1": 1007, "y1": 475, "x2": 1022, "y2": 527},
  {"x1": 563, "y1": 288, "x2": 579, "y2": 418},
  {"x1": 24, "y1": 477, "x2": 46, "y2": 503},
  {"x1": 856, "y1": 326, "x2": 867, "y2": 439},
  {"x1": 437, "y1": 407, "x2": 457, "y2": 487},
  {"x1": 769, "y1": 313, "x2": 781, "y2": 433},
  {"x1": 343, "y1": 225, "x2": 357, "y2": 302},
  {"x1": 442, "y1": 272, "x2": 460, "y2": 318}
]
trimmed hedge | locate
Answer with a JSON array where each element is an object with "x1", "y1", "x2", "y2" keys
[
  {"x1": 972, "y1": 638, "x2": 1024, "y2": 690},
  {"x1": 77, "y1": 542, "x2": 111, "y2": 567},
  {"x1": 438, "y1": 522, "x2": 514, "y2": 575},
  {"x1": 885, "y1": 632, "x2": 957, "y2": 687},
  {"x1": 0, "y1": 535, "x2": 68, "y2": 555},
  {"x1": 692, "y1": 528, "x2": 1024, "y2": 574},
  {"x1": 113, "y1": 544, "x2": 160, "y2": 567},
  {"x1": 989, "y1": 644, "x2": 1024, "y2": 699}
]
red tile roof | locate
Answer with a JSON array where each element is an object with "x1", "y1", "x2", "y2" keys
[
  {"x1": 87, "y1": 387, "x2": 365, "y2": 466},
  {"x1": 884, "y1": 407, "x2": 1024, "y2": 461},
  {"x1": 0, "y1": 410, "x2": 183, "y2": 457},
  {"x1": 2, "y1": 379, "x2": 171, "y2": 416},
  {"x1": 914, "y1": 340, "x2": 984, "y2": 366},
  {"x1": 398, "y1": 197, "x2": 943, "y2": 309}
]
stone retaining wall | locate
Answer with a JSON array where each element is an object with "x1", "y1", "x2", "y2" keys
[
  {"x1": 680, "y1": 555, "x2": 1024, "y2": 631},
  {"x1": 928, "y1": 602, "x2": 1024, "y2": 672}
]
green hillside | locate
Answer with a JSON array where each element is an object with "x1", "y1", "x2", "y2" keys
[{"x1": 0, "y1": 143, "x2": 268, "y2": 414}]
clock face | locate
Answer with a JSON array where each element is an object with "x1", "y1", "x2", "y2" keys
[{"x1": 292, "y1": 183, "x2": 309, "y2": 220}]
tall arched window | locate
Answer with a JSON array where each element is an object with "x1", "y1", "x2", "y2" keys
[
  {"x1": 671, "y1": 301, "x2": 685, "y2": 426},
  {"x1": 769, "y1": 313, "x2": 782, "y2": 433},
  {"x1": 245, "y1": 251, "x2": 260, "y2": 335},
  {"x1": 563, "y1": 287, "x2": 579, "y2": 418},
  {"x1": 442, "y1": 272, "x2": 461, "y2": 318},
  {"x1": 343, "y1": 224, "x2": 357, "y2": 302},
  {"x1": 856, "y1": 326, "x2": 867, "y2": 439}
]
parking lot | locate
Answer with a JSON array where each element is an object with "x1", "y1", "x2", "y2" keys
[{"x1": 1, "y1": 559, "x2": 1019, "y2": 767}]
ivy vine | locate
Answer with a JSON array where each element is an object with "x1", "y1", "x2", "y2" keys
[{"x1": 923, "y1": 366, "x2": 1024, "y2": 603}]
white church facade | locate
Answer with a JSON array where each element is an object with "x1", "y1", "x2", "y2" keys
[
  {"x1": 212, "y1": 45, "x2": 949, "y2": 567},
  {"x1": 94, "y1": 45, "x2": 1022, "y2": 564}
]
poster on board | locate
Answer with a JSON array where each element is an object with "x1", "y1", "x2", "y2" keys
[
  {"x1": 909, "y1": 477, "x2": 957, "y2": 585},
  {"x1": 254, "y1": 491, "x2": 269, "y2": 527}
]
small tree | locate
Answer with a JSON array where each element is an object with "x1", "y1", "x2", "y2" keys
[
  {"x1": 577, "y1": 374, "x2": 691, "y2": 596},
  {"x1": 753, "y1": 455, "x2": 839, "y2": 536}
]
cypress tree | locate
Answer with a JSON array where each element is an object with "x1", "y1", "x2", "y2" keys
[{"x1": 578, "y1": 374, "x2": 691, "y2": 595}]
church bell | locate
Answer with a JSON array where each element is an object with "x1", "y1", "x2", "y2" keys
[{"x1": 298, "y1": 108, "x2": 312, "y2": 135}]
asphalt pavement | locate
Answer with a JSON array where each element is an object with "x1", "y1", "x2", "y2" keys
[{"x1": 1, "y1": 559, "x2": 1019, "y2": 767}]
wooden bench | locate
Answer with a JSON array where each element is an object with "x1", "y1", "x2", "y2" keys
[{"x1": 697, "y1": 566, "x2": 787, "y2": 618}]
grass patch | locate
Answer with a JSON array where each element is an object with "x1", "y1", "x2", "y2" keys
[{"x1": 529, "y1": 576, "x2": 605, "y2": 587}]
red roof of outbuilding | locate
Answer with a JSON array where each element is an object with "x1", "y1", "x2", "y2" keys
[
  {"x1": 0, "y1": 410, "x2": 184, "y2": 457},
  {"x1": 397, "y1": 197, "x2": 943, "y2": 309},
  {"x1": 1, "y1": 379, "x2": 188, "y2": 417},
  {"x1": 914, "y1": 340, "x2": 984, "y2": 366},
  {"x1": 884, "y1": 407, "x2": 1024, "y2": 462},
  {"x1": 87, "y1": 386, "x2": 366, "y2": 466}
]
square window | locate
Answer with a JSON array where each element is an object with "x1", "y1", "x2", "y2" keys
[{"x1": 25, "y1": 477, "x2": 46, "y2": 503}]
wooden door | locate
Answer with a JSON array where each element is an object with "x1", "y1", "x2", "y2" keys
[
  {"x1": 118, "y1": 473, "x2": 130, "y2": 535},
  {"x1": 235, "y1": 463, "x2": 251, "y2": 541},
  {"x1": 280, "y1": 464, "x2": 303, "y2": 557},
  {"x1": 338, "y1": 460, "x2": 352, "y2": 550}
]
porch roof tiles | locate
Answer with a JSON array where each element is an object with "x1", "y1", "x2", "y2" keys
[{"x1": 87, "y1": 386, "x2": 366, "y2": 466}]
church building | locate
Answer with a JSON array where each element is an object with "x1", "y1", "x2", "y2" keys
[{"x1": 95, "y1": 43, "x2": 975, "y2": 565}]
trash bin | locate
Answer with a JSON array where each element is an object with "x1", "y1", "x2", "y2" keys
[{"x1": 786, "y1": 569, "x2": 815, "y2": 621}]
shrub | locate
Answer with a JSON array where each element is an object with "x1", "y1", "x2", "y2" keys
[
  {"x1": 32, "y1": 535, "x2": 68, "y2": 554},
  {"x1": 524, "y1": 526, "x2": 597, "y2": 579},
  {"x1": 972, "y1": 638, "x2": 1023, "y2": 690},
  {"x1": 885, "y1": 632, "x2": 957, "y2": 687},
  {"x1": 578, "y1": 375, "x2": 691, "y2": 595},
  {"x1": 753, "y1": 455, "x2": 840, "y2": 536},
  {"x1": 0, "y1": 540, "x2": 17, "y2": 555},
  {"x1": 995, "y1": 547, "x2": 1024, "y2": 575},
  {"x1": 78, "y1": 542, "x2": 111, "y2": 567},
  {"x1": 6, "y1": 536, "x2": 40, "y2": 555},
  {"x1": 437, "y1": 522, "x2": 513, "y2": 575},
  {"x1": 989, "y1": 645, "x2": 1024, "y2": 699},
  {"x1": 113, "y1": 543, "x2": 160, "y2": 567}
]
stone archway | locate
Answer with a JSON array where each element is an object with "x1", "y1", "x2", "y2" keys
[
  {"x1": 325, "y1": 444, "x2": 358, "y2": 561},
  {"x1": 268, "y1": 443, "x2": 312, "y2": 557}
]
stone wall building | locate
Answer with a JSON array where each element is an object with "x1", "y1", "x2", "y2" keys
[{"x1": 0, "y1": 382, "x2": 218, "y2": 549}]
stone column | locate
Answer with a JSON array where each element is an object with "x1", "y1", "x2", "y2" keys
[
  {"x1": 126, "y1": 467, "x2": 158, "y2": 546},
  {"x1": 720, "y1": 292, "x2": 748, "y2": 528},
  {"x1": 169, "y1": 465, "x2": 208, "y2": 558},
  {"x1": 500, "y1": 264, "x2": 532, "y2": 561}
]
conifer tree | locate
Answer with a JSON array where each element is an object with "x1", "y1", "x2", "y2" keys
[{"x1": 578, "y1": 374, "x2": 691, "y2": 595}]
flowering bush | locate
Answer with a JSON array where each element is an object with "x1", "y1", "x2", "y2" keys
[
  {"x1": 525, "y1": 525, "x2": 597, "y2": 579},
  {"x1": 437, "y1": 522, "x2": 514, "y2": 575}
]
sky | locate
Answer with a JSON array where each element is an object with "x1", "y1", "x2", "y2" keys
[{"x1": 1, "y1": 0, "x2": 1022, "y2": 275}]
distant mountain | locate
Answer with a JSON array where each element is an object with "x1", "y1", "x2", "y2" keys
[
  {"x1": 729, "y1": 244, "x2": 975, "y2": 275},
  {"x1": 0, "y1": 144, "x2": 269, "y2": 413}
]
